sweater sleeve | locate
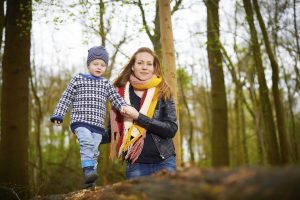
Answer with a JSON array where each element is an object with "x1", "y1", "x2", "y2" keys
[
  {"x1": 106, "y1": 81, "x2": 127, "y2": 111},
  {"x1": 50, "y1": 76, "x2": 77, "y2": 123}
]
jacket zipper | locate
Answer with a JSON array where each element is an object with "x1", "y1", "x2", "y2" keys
[{"x1": 150, "y1": 133, "x2": 165, "y2": 159}]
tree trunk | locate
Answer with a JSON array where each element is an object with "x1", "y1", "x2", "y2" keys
[
  {"x1": 0, "y1": 0, "x2": 31, "y2": 199},
  {"x1": 178, "y1": 104, "x2": 184, "y2": 162},
  {"x1": 253, "y1": 0, "x2": 289, "y2": 164},
  {"x1": 294, "y1": 0, "x2": 300, "y2": 61},
  {"x1": 178, "y1": 69, "x2": 194, "y2": 163},
  {"x1": 153, "y1": 1, "x2": 162, "y2": 61},
  {"x1": 248, "y1": 74, "x2": 265, "y2": 164},
  {"x1": 99, "y1": 0, "x2": 106, "y2": 47},
  {"x1": 159, "y1": 0, "x2": 181, "y2": 167},
  {"x1": 206, "y1": 0, "x2": 229, "y2": 167},
  {"x1": 136, "y1": 0, "x2": 182, "y2": 63},
  {"x1": 293, "y1": 0, "x2": 300, "y2": 91},
  {"x1": 240, "y1": 100, "x2": 249, "y2": 164},
  {"x1": 29, "y1": 66, "x2": 44, "y2": 187},
  {"x1": 0, "y1": 0, "x2": 4, "y2": 53},
  {"x1": 272, "y1": 0, "x2": 279, "y2": 54},
  {"x1": 137, "y1": 0, "x2": 162, "y2": 61},
  {"x1": 234, "y1": 89, "x2": 244, "y2": 165},
  {"x1": 242, "y1": 0, "x2": 281, "y2": 165},
  {"x1": 203, "y1": 77, "x2": 212, "y2": 165},
  {"x1": 105, "y1": 37, "x2": 126, "y2": 79},
  {"x1": 283, "y1": 67, "x2": 298, "y2": 162}
]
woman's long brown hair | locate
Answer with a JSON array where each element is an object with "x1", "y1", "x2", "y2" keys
[{"x1": 114, "y1": 47, "x2": 172, "y2": 100}]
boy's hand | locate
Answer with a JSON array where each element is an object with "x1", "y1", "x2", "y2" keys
[
  {"x1": 120, "y1": 106, "x2": 125, "y2": 114},
  {"x1": 120, "y1": 105, "x2": 130, "y2": 115},
  {"x1": 53, "y1": 120, "x2": 62, "y2": 126},
  {"x1": 122, "y1": 106, "x2": 139, "y2": 120}
]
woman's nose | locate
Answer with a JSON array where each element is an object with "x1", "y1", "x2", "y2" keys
[{"x1": 141, "y1": 64, "x2": 147, "y2": 69}]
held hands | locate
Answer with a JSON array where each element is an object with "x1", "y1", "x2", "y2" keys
[{"x1": 120, "y1": 105, "x2": 139, "y2": 120}]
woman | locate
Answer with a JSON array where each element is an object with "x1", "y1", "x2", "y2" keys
[{"x1": 109, "y1": 47, "x2": 178, "y2": 179}]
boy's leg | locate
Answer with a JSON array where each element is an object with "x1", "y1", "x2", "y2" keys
[
  {"x1": 92, "y1": 132, "x2": 103, "y2": 173},
  {"x1": 74, "y1": 127, "x2": 98, "y2": 185},
  {"x1": 84, "y1": 132, "x2": 102, "y2": 188},
  {"x1": 75, "y1": 127, "x2": 95, "y2": 167}
]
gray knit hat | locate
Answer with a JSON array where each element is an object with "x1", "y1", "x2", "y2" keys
[{"x1": 87, "y1": 46, "x2": 109, "y2": 66}]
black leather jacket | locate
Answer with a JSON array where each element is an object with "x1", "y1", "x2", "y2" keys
[{"x1": 103, "y1": 97, "x2": 178, "y2": 160}]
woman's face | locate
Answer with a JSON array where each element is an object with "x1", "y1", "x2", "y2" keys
[{"x1": 132, "y1": 52, "x2": 155, "y2": 81}]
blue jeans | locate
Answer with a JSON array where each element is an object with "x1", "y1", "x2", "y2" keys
[
  {"x1": 74, "y1": 127, "x2": 102, "y2": 170},
  {"x1": 126, "y1": 156, "x2": 176, "y2": 179}
]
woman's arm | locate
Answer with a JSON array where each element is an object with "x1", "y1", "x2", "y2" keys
[{"x1": 125, "y1": 98, "x2": 178, "y2": 139}]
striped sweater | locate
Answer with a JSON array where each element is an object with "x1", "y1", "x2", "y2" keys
[{"x1": 50, "y1": 73, "x2": 126, "y2": 134}]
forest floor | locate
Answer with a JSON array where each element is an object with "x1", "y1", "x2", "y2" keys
[{"x1": 34, "y1": 165, "x2": 300, "y2": 200}]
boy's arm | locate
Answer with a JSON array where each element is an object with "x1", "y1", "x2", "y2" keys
[
  {"x1": 50, "y1": 76, "x2": 77, "y2": 124},
  {"x1": 106, "y1": 81, "x2": 128, "y2": 111}
]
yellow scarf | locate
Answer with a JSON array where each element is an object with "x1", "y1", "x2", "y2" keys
[{"x1": 119, "y1": 75, "x2": 161, "y2": 155}]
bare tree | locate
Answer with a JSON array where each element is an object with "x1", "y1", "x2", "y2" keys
[
  {"x1": 178, "y1": 68, "x2": 195, "y2": 163},
  {"x1": 159, "y1": 0, "x2": 181, "y2": 167},
  {"x1": 205, "y1": 0, "x2": 229, "y2": 167},
  {"x1": 253, "y1": 0, "x2": 290, "y2": 164},
  {"x1": 242, "y1": 0, "x2": 281, "y2": 165},
  {"x1": 0, "y1": 0, "x2": 4, "y2": 53},
  {"x1": 0, "y1": 0, "x2": 32, "y2": 199},
  {"x1": 125, "y1": 0, "x2": 182, "y2": 61}
]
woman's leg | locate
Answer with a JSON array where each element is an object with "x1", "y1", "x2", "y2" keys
[
  {"x1": 125, "y1": 162, "x2": 152, "y2": 179},
  {"x1": 126, "y1": 156, "x2": 176, "y2": 179},
  {"x1": 154, "y1": 156, "x2": 176, "y2": 173}
]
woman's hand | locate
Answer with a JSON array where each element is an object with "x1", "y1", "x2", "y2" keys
[{"x1": 122, "y1": 106, "x2": 139, "y2": 120}]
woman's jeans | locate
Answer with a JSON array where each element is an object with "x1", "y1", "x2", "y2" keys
[
  {"x1": 74, "y1": 127, "x2": 102, "y2": 170},
  {"x1": 126, "y1": 156, "x2": 176, "y2": 179}
]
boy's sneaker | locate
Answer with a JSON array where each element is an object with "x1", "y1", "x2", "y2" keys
[
  {"x1": 83, "y1": 166, "x2": 98, "y2": 184},
  {"x1": 84, "y1": 181, "x2": 96, "y2": 190}
]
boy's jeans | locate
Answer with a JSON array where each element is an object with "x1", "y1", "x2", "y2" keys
[
  {"x1": 125, "y1": 155, "x2": 176, "y2": 179},
  {"x1": 74, "y1": 127, "x2": 102, "y2": 170}
]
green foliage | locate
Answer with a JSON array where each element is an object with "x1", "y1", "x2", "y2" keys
[{"x1": 177, "y1": 67, "x2": 192, "y2": 89}]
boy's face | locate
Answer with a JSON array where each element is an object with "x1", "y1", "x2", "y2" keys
[{"x1": 88, "y1": 59, "x2": 107, "y2": 77}]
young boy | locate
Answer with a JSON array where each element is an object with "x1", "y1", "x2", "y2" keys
[{"x1": 50, "y1": 46, "x2": 128, "y2": 188}]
